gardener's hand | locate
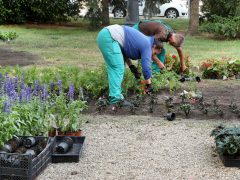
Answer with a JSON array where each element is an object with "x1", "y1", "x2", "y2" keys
[
  {"x1": 181, "y1": 65, "x2": 188, "y2": 73},
  {"x1": 145, "y1": 84, "x2": 153, "y2": 95},
  {"x1": 129, "y1": 65, "x2": 141, "y2": 79}
]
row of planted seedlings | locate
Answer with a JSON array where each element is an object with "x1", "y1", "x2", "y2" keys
[{"x1": 162, "y1": 89, "x2": 240, "y2": 119}]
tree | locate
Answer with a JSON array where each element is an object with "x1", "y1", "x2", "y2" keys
[
  {"x1": 126, "y1": 0, "x2": 170, "y2": 24},
  {"x1": 101, "y1": 0, "x2": 110, "y2": 25},
  {"x1": 188, "y1": 0, "x2": 199, "y2": 36}
]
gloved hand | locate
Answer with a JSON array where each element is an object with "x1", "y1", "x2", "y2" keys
[
  {"x1": 129, "y1": 65, "x2": 141, "y2": 79},
  {"x1": 145, "y1": 84, "x2": 153, "y2": 94}
]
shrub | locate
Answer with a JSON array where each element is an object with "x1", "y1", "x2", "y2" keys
[
  {"x1": 199, "y1": 15, "x2": 240, "y2": 39},
  {"x1": 0, "y1": 31, "x2": 17, "y2": 41},
  {"x1": 200, "y1": 58, "x2": 240, "y2": 79},
  {"x1": 211, "y1": 125, "x2": 240, "y2": 156},
  {"x1": 201, "y1": 0, "x2": 240, "y2": 18},
  {"x1": 0, "y1": 0, "x2": 82, "y2": 24},
  {"x1": 84, "y1": 0, "x2": 103, "y2": 29}
]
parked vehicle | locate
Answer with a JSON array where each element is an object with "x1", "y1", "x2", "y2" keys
[
  {"x1": 138, "y1": 0, "x2": 188, "y2": 18},
  {"x1": 109, "y1": 0, "x2": 128, "y2": 18}
]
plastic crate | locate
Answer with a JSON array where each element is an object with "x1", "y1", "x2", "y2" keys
[
  {"x1": 0, "y1": 136, "x2": 53, "y2": 180},
  {"x1": 52, "y1": 136, "x2": 85, "y2": 163}
]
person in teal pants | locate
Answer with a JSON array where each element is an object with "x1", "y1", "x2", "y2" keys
[
  {"x1": 97, "y1": 24, "x2": 162, "y2": 106},
  {"x1": 133, "y1": 20, "x2": 186, "y2": 73}
]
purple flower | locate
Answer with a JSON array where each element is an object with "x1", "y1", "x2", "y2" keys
[
  {"x1": 50, "y1": 82, "x2": 55, "y2": 93},
  {"x1": 3, "y1": 101, "x2": 11, "y2": 113},
  {"x1": 67, "y1": 84, "x2": 74, "y2": 100},
  {"x1": 26, "y1": 86, "x2": 32, "y2": 101},
  {"x1": 43, "y1": 84, "x2": 48, "y2": 101},
  {"x1": 58, "y1": 80, "x2": 62, "y2": 94},
  {"x1": 21, "y1": 74, "x2": 25, "y2": 90}
]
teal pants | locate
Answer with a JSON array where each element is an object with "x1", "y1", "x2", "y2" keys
[
  {"x1": 96, "y1": 28, "x2": 124, "y2": 104},
  {"x1": 133, "y1": 23, "x2": 166, "y2": 73}
]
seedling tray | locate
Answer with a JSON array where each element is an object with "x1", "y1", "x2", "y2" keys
[
  {"x1": 51, "y1": 136, "x2": 85, "y2": 163},
  {"x1": 0, "y1": 136, "x2": 53, "y2": 180},
  {"x1": 220, "y1": 154, "x2": 240, "y2": 167}
]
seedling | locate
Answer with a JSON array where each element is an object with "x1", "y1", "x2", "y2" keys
[
  {"x1": 212, "y1": 99, "x2": 224, "y2": 117},
  {"x1": 95, "y1": 97, "x2": 108, "y2": 112},
  {"x1": 180, "y1": 103, "x2": 192, "y2": 116},
  {"x1": 197, "y1": 96, "x2": 208, "y2": 115},
  {"x1": 229, "y1": 99, "x2": 240, "y2": 115},
  {"x1": 149, "y1": 94, "x2": 157, "y2": 113},
  {"x1": 165, "y1": 96, "x2": 174, "y2": 112}
]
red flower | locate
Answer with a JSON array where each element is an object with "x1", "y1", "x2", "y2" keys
[{"x1": 172, "y1": 54, "x2": 177, "y2": 59}]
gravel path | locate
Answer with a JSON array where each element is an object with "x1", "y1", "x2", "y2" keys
[{"x1": 37, "y1": 115, "x2": 240, "y2": 180}]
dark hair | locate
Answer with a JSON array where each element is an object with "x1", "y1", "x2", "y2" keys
[{"x1": 153, "y1": 38, "x2": 163, "y2": 49}]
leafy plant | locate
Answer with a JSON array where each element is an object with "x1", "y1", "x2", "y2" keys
[
  {"x1": 200, "y1": 58, "x2": 239, "y2": 79},
  {"x1": 0, "y1": 0, "x2": 82, "y2": 24},
  {"x1": 151, "y1": 70, "x2": 180, "y2": 93},
  {"x1": 79, "y1": 66, "x2": 108, "y2": 98},
  {"x1": 211, "y1": 125, "x2": 240, "y2": 156},
  {"x1": 200, "y1": 15, "x2": 240, "y2": 39},
  {"x1": 179, "y1": 92, "x2": 192, "y2": 117},
  {"x1": 165, "y1": 54, "x2": 191, "y2": 75},
  {"x1": 0, "y1": 31, "x2": 17, "y2": 41},
  {"x1": 212, "y1": 99, "x2": 224, "y2": 117}
]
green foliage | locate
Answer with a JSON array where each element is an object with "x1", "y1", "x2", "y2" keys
[
  {"x1": 122, "y1": 69, "x2": 140, "y2": 96},
  {"x1": 0, "y1": 0, "x2": 82, "y2": 24},
  {"x1": 151, "y1": 70, "x2": 180, "y2": 93},
  {"x1": 84, "y1": 0, "x2": 103, "y2": 29},
  {"x1": 49, "y1": 93, "x2": 87, "y2": 132},
  {"x1": 211, "y1": 125, "x2": 240, "y2": 156},
  {"x1": 79, "y1": 66, "x2": 108, "y2": 98},
  {"x1": 0, "y1": 31, "x2": 17, "y2": 41},
  {"x1": 165, "y1": 53, "x2": 191, "y2": 75},
  {"x1": 201, "y1": 0, "x2": 240, "y2": 18},
  {"x1": 200, "y1": 15, "x2": 240, "y2": 39},
  {"x1": 143, "y1": 0, "x2": 170, "y2": 18},
  {"x1": 200, "y1": 59, "x2": 240, "y2": 79}
]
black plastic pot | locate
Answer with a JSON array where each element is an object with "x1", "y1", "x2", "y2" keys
[
  {"x1": 195, "y1": 76, "x2": 201, "y2": 82},
  {"x1": 24, "y1": 145, "x2": 42, "y2": 158},
  {"x1": 165, "y1": 112, "x2": 176, "y2": 121},
  {"x1": 179, "y1": 76, "x2": 201, "y2": 83},
  {"x1": 14, "y1": 146, "x2": 27, "y2": 154},
  {"x1": 220, "y1": 154, "x2": 240, "y2": 167},
  {"x1": 56, "y1": 136, "x2": 74, "y2": 154},
  {"x1": 1, "y1": 137, "x2": 23, "y2": 153},
  {"x1": 23, "y1": 137, "x2": 38, "y2": 148}
]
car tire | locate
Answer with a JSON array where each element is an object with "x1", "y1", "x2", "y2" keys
[
  {"x1": 113, "y1": 8, "x2": 126, "y2": 18},
  {"x1": 165, "y1": 8, "x2": 179, "y2": 18}
]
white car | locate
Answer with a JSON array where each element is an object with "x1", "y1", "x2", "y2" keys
[{"x1": 138, "y1": 0, "x2": 188, "y2": 18}]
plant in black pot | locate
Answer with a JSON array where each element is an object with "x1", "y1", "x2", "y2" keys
[
  {"x1": 211, "y1": 125, "x2": 240, "y2": 167},
  {"x1": 64, "y1": 100, "x2": 87, "y2": 136},
  {"x1": 56, "y1": 136, "x2": 74, "y2": 154}
]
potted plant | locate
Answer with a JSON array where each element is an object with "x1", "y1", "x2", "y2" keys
[
  {"x1": 64, "y1": 100, "x2": 87, "y2": 136},
  {"x1": 211, "y1": 125, "x2": 240, "y2": 167}
]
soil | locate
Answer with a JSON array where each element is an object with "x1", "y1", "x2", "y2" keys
[
  {"x1": 0, "y1": 46, "x2": 41, "y2": 66},
  {"x1": 86, "y1": 79, "x2": 240, "y2": 120},
  {"x1": 1, "y1": 46, "x2": 239, "y2": 120}
]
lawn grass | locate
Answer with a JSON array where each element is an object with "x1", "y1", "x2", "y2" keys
[{"x1": 0, "y1": 18, "x2": 240, "y2": 69}]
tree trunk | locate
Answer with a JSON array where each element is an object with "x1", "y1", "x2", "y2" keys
[
  {"x1": 188, "y1": 0, "x2": 199, "y2": 36},
  {"x1": 102, "y1": 0, "x2": 110, "y2": 26},
  {"x1": 125, "y1": 0, "x2": 139, "y2": 25}
]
